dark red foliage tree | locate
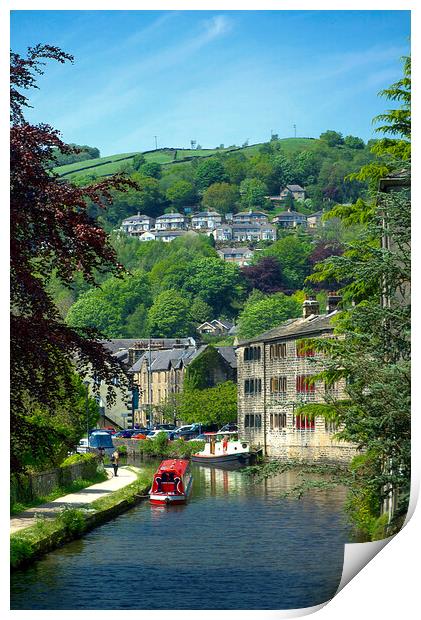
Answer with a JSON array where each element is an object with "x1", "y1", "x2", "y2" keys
[
  {"x1": 241, "y1": 256, "x2": 288, "y2": 294},
  {"x1": 11, "y1": 46, "x2": 136, "y2": 468},
  {"x1": 308, "y1": 241, "x2": 343, "y2": 266}
]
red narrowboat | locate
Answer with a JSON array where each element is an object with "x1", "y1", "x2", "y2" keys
[{"x1": 149, "y1": 459, "x2": 193, "y2": 505}]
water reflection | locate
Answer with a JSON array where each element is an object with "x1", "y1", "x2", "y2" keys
[{"x1": 11, "y1": 459, "x2": 351, "y2": 610}]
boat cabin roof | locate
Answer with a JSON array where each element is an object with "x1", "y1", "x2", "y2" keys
[{"x1": 156, "y1": 459, "x2": 189, "y2": 476}]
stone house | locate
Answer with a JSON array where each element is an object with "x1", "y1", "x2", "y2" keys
[
  {"x1": 306, "y1": 211, "x2": 324, "y2": 229},
  {"x1": 191, "y1": 211, "x2": 222, "y2": 230},
  {"x1": 280, "y1": 184, "x2": 306, "y2": 201},
  {"x1": 232, "y1": 210, "x2": 269, "y2": 225},
  {"x1": 121, "y1": 213, "x2": 156, "y2": 235},
  {"x1": 155, "y1": 212, "x2": 188, "y2": 230},
  {"x1": 272, "y1": 210, "x2": 307, "y2": 229},
  {"x1": 236, "y1": 296, "x2": 358, "y2": 462},
  {"x1": 217, "y1": 246, "x2": 254, "y2": 266},
  {"x1": 197, "y1": 318, "x2": 234, "y2": 336},
  {"x1": 130, "y1": 344, "x2": 237, "y2": 426}
]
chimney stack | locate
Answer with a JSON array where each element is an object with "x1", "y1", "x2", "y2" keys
[
  {"x1": 326, "y1": 292, "x2": 342, "y2": 314},
  {"x1": 302, "y1": 296, "x2": 320, "y2": 318}
]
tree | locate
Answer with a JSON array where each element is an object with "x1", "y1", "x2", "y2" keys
[
  {"x1": 195, "y1": 158, "x2": 227, "y2": 190},
  {"x1": 166, "y1": 179, "x2": 196, "y2": 208},
  {"x1": 305, "y1": 182, "x2": 410, "y2": 538},
  {"x1": 237, "y1": 293, "x2": 302, "y2": 339},
  {"x1": 138, "y1": 161, "x2": 161, "y2": 179},
  {"x1": 239, "y1": 177, "x2": 269, "y2": 209},
  {"x1": 319, "y1": 130, "x2": 344, "y2": 147},
  {"x1": 179, "y1": 381, "x2": 237, "y2": 426},
  {"x1": 183, "y1": 257, "x2": 243, "y2": 316},
  {"x1": 201, "y1": 182, "x2": 239, "y2": 214},
  {"x1": 260, "y1": 235, "x2": 313, "y2": 290},
  {"x1": 344, "y1": 135, "x2": 365, "y2": 149},
  {"x1": 241, "y1": 256, "x2": 286, "y2": 293},
  {"x1": 66, "y1": 270, "x2": 152, "y2": 337},
  {"x1": 132, "y1": 153, "x2": 146, "y2": 170},
  {"x1": 10, "y1": 45, "x2": 136, "y2": 471},
  {"x1": 146, "y1": 290, "x2": 193, "y2": 337},
  {"x1": 51, "y1": 143, "x2": 100, "y2": 167},
  {"x1": 190, "y1": 298, "x2": 213, "y2": 324}
]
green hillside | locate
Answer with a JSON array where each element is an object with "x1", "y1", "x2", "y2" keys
[{"x1": 53, "y1": 138, "x2": 316, "y2": 180}]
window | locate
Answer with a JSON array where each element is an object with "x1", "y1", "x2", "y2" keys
[
  {"x1": 270, "y1": 376, "x2": 287, "y2": 394},
  {"x1": 245, "y1": 414, "x2": 262, "y2": 429},
  {"x1": 269, "y1": 343, "x2": 287, "y2": 359},
  {"x1": 270, "y1": 413, "x2": 287, "y2": 429},
  {"x1": 325, "y1": 381, "x2": 340, "y2": 398},
  {"x1": 244, "y1": 346, "x2": 261, "y2": 361},
  {"x1": 296, "y1": 375, "x2": 315, "y2": 394},
  {"x1": 244, "y1": 378, "x2": 262, "y2": 395},
  {"x1": 325, "y1": 420, "x2": 338, "y2": 433},
  {"x1": 294, "y1": 415, "x2": 315, "y2": 431},
  {"x1": 296, "y1": 340, "x2": 315, "y2": 357}
]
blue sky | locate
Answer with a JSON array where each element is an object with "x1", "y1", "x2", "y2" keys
[{"x1": 10, "y1": 10, "x2": 410, "y2": 156}]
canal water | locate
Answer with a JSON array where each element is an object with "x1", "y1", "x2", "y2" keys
[{"x1": 10, "y1": 460, "x2": 351, "y2": 610}]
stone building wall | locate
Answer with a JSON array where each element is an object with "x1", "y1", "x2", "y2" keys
[{"x1": 237, "y1": 334, "x2": 358, "y2": 463}]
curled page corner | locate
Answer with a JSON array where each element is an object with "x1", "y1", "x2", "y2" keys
[
  {"x1": 336, "y1": 536, "x2": 394, "y2": 594},
  {"x1": 335, "y1": 470, "x2": 420, "y2": 596}
]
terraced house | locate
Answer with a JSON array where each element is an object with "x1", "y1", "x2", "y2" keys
[{"x1": 236, "y1": 295, "x2": 358, "y2": 462}]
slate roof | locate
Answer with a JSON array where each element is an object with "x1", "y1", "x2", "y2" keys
[
  {"x1": 192, "y1": 211, "x2": 221, "y2": 218},
  {"x1": 237, "y1": 312, "x2": 338, "y2": 346},
  {"x1": 101, "y1": 338, "x2": 194, "y2": 355},
  {"x1": 122, "y1": 214, "x2": 154, "y2": 223},
  {"x1": 156, "y1": 213, "x2": 185, "y2": 219},
  {"x1": 217, "y1": 346, "x2": 237, "y2": 369},
  {"x1": 129, "y1": 347, "x2": 197, "y2": 373},
  {"x1": 285, "y1": 184, "x2": 305, "y2": 192},
  {"x1": 217, "y1": 247, "x2": 253, "y2": 256},
  {"x1": 234, "y1": 210, "x2": 268, "y2": 216}
]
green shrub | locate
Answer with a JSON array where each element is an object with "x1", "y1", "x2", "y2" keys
[
  {"x1": 57, "y1": 508, "x2": 86, "y2": 536},
  {"x1": 116, "y1": 445, "x2": 127, "y2": 455},
  {"x1": 10, "y1": 536, "x2": 34, "y2": 568},
  {"x1": 60, "y1": 452, "x2": 97, "y2": 467},
  {"x1": 371, "y1": 513, "x2": 390, "y2": 541}
]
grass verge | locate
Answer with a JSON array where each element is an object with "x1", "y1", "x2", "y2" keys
[
  {"x1": 11, "y1": 470, "x2": 108, "y2": 516},
  {"x1": 10, "y1": 467, "x2": 152, "y2": 570}
]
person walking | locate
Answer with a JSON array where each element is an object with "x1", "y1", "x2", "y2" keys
[{"x1": 111, "y1": 449, "x2": 120, "y2": 477}]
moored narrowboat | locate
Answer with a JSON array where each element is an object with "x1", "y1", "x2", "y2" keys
[
  {"x1": 191, "y1": 433, "x2": 251, "y2": 466},
  {"x1": 149, "y1": 459, "x2": 193, "y2": 505}
]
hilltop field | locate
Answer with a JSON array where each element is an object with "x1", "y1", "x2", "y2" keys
[{"x1": 53, "y1": 138, "x2": 317, "y2": 180}]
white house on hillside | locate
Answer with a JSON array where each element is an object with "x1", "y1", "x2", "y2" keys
[
  {"x1": 155, "y1": 213, "x2": 188, "y2": 230},
  {"x1": 121, "y1": 213, "x2": 156, "y2": 235},
  {"x1": 191, "y1": 211, "x2": 222, "y2": 230}
]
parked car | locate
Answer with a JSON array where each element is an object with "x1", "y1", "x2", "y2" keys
[
  {"x1": 114, "y1": 429, "x2": 140, "y2": 439},
  {"x1": 76, "y1": 438, "x2": 89, "y2": 454},
  {"x1": 147, "y1": 429, "x2": 176, "y2": 440},
  {"x1": 153, "y1": 423, "x2": 176, "y2": 431},
  {"x1": 218, "y1": 423, "x2": 238, "y2": 433}
]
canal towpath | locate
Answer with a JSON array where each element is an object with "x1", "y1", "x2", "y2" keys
[{"x1": 10, "y1": 465, "x2": 138, "y2": 535}]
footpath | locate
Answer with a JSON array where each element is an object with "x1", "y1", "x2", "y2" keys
[{"x1": 10, "y1": 465, "x2": 137, "y2": 534}]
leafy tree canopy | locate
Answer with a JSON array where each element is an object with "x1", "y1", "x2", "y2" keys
[
  {"x1": 237, "y1": 292, "x2": 302, "y2": 339},
  {"x1": 179, "y1": 381, "x2": 237, "y2": 426}
]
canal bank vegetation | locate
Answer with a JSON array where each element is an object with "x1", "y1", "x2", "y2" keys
[
  {"x1": 115, "y1": 432, "x2": 205, "y2": 459},
  {"x1": 10, "y1": 467, "x2": 152, "y2": 570}
]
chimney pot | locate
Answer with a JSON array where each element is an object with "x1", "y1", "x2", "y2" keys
[
  {"x1": 326, "y1": 292, "x2": 342, "y2": 314},
  {"x1": 302, "y1": 296, "x2": 320, "y2": 318}
]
